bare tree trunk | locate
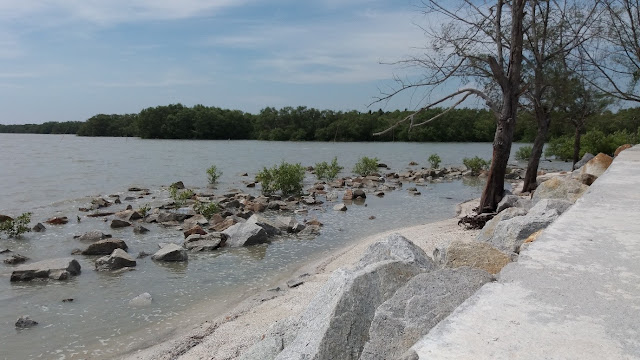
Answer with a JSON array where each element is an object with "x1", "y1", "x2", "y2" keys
[
  {"x1": 522, "y1": 114, "x2": 549, "y2": 192},
  {"x1": 572, "y1": 125, "x2": 582, "y2": 170}
]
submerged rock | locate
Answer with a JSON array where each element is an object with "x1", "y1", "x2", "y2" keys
[
  {"x1": 75, "y1": 231, "x2": 112, "y2": 242},
  {"x1": 11, "y1": 257, "x2": 81, "y2": 282},
  {"x1": 110, "y1": 219, "x2": 131, "y2": 229},
  {"x1": 95, "y1": 249, "x2": 136, "y2": 271},
  {"x1": 152, "y1": 243, "x2": 188, "y2": 262},
  {"x1": 333, "y1": 203, "x2": 347, "y2": 211},
  {"x1": 32, "y1": 223, "x2": 46, "y2": 232},
  {"x1": 81, "y1": 238, "x2": 128, "y2": 255},
  {"x1": 15, "y1": 316, "x2": 38, "y2": 329},
  {"x1": 3, "y1": 254, "x2": 29, "y2": 265},
  {"x1": 184, "y1": 233, "x2": 226, "y2": 252},
  {"x1": 129, "y1": 292, "x2": 152, "y2": 307}
]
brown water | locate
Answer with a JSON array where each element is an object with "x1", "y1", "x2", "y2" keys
[{"x1": 0, "y1": 134, "x2": 570, "y2": 359}]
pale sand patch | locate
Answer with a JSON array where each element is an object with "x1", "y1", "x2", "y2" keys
[{"x1": 121, "y1": 200, "x2": 479, "y2": 360}]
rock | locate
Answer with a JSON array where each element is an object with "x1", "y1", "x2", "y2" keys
[
  {"x1": 275, "y1": 216, "x2": 305, "y2": 233},
  {"x1": 128, "y1": 187, "x2": 143, "y2": 191},
  {"x1": 91, "y1": 197, "x2": 111, "y2": 208},
  {"x1": 129, "y1": 292, "x2": 152, "y2": 307},
  {"x1": 110, "y1": 219, "x2": 131, "y2": 229},
  {"x1": 434, "y1": 241, "x2": 511, "y2": 274},
  {"x1": 302, "y1": 196, "x2": 316, "y2": 205},
  {"x1": 286, "y1": 279, "x2": 304, "y2": 288},
  {"x1": 298, "y1": 225, "x2": 321, "y2": 236},
  {"x1": 360, "y1": 268, "x2": 492, "y2": 360},
  {"x1": 62, "y1": 298, "x2": 74, "y2": 302},
  {"x1": 183, "y1": 225, "x2": 207, "y2": 238},
  {"x1": 45, "y1": 216, "x2": 68, "y2": 225},
  {"x1": 0, "y1": 214, "x2": 12, "y2": 223},
  {"x1": 32, "y1": 223, "x2": 46, "y2": 232},
  {"x1": 353, "y1": 189, "x2": 366, "y2": 199},
  {"x1": 374, "y1": 191, "x2": 384, "y2": 197},
  {"x1": 528, "y1": 198, "x2": 573, "y2": 216},
  {"x1": 580, "y1": 152, "x2": 613, "y2": 178},
  {"x1": 184, "y1": 233, "x2": 226, "y2": 251},
  {"x1": 183, "y1": 214, "x2": 208, "y2": 229},
  {"x1": 170, "y1": 181, "x2": 185, "y2": 189},
  {"x1": 75, "y1": 231, "x2": 112, "y2": 242},
  {"x1": 333, "y1": 203, "x2": 347, "y2": 211},
  {"x1": 524, "y1": 229, "x2": 544, "y2": 244},
  {"x1": 574, "y1": 153, "x2": 595, "y2": 169},
  {"x1": 95, "y1": 248, "x2": 136, "y2": 271},
  {"x1": 152, "y1": 243, "x2": 188, "y2": 261},
  {"x1": 247, "y1": 214, "x2": 282, "y2": 236},
  {"x1": 137, "y1": 251, "x2": 151, "y2": 258},
  {"x1": 532, "y1": 176, "x2": 589, "y2": 204},
  {"x1": 133, "y1": 225, "x2": 149, "y2": 234},
  {"x1": 3, "y1": 254, "x2": 29, "y2": 265},
  {"x1": 496, "y1": 195, "x2": 531, "y2": 213},
  {"x1": 239, "y1": 317, "x2": 300, "y2": 360},
  {"x1": 15, "y1": 315, "x2": 38, "y2": 329},
  {"x1": 476, "y1": 207, "x2": 528, "y2": 244},
  {"x1": 10, "y1": 258, "x2": 81, "y2": 282},
  {"x1": 222, "y1": 222, "x2": 269, "y2": 247},
  {"x1": 409, "y1": 161, "x2": 419, "y2": 166},
  {"x1": 614, "y1": 144, "x2": 632, "y2": 157},
  {"x1": 579, "y1": 173, "x2": 598, "y2": 186},
  {"x1": 0, "y1": 249, "x2": 11, "y2": 254},
  {"x1": 305, "y1": 218, "x2": 323, "y2": 227},
  {"x1": 356, "y1": 233, "x2": 436, "y2": 271},
  {"x1": 343, "y1": 189, "x2": 353, "y2": 200},
  {"x1": 211, "y1": 217, "x2": 238, "y2": 232},
  {"x1": 86, "y1": 211, "x2": 115, "y2": 218},
  {"x1": 81, "y1": 238, "x2": 128, "y2": 255},
  {"x1": 478, "y1": 207, "x2": 560, "y2": 253},
  {"x1": 274, "y1": 236, "x2": 433, "y2": 360}
]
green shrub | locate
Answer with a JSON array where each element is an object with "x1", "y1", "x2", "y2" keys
[
  {"x1": 194, "y1": 201, "x2": 220, "y2": 218},
  {"x1": 427, "y1": 153, "x2": 442, "y2": 169},
  {"x1": 544, "y1": 135, "x2": 574, "y2": 161},
  {"x1": 0, "y1": 212, "x2": 32, "y2": 238},
  {"x1": 463, "y1": 156, "x2": 490, "y2": 174},
  {"x1": 546, "y1": 130, "x2": 636, "y2": 161},
  {"x1": 256, "y1": 161, "x2": 306, "y2": 196},
  {"x1": 137, "y1": 203, "x2": 151, "y2": 217},
  {"x1": 314, "y1": 157, "x2": 343, "y2": 181},
  {"x1": 515, "y1": 145, "x2": 533, "y2": 161},
  {"x1": 353, "y1": 156, "x2": 379, "y2": 176},
  {"x1": 169, "y1": 184, "x2": 194, "y2": 207},
  {"x1": 206, "y1": 165, "x2": 222, "y2": 185}
]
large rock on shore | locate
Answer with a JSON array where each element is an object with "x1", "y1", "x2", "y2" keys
[
  {"x1": 247, "y1": 214, "x2": 282, "y2": 236},
  {"x1": 532, "y1": 176, "x2": 588, "y2": 204},
  {"x1": 274, "y1": 234, "x2": 434, "y2": 360},
  {"x1": 152, "y1": 243, "x2": 188, "y2": 261},
  {"x1": 574, "y1": 153, "x2": 595, "y2": 170},
  {"x1": 580, "y1": 152, "x2": 613, "y2": 178},
  {"x1": 275, "y1": 216, "x2": 305, "y2": 233},
  {"x1": 434, "y1": 241, "x2": 511, "y2": 275},
  {"x1": 476, "y1": 207, "x2": 527, "y2": 243},
  {"x1": 11, "y1": 258, "x2": 81, "y2": 282},
  {"x1": 95, "y1": 248, "x2": 136, "y2": 271},
  {"x1": 360, "y1": 267, "x2": 492, "y2": 360},
  {"x1": 81, "y1": 238, "x2": 128, "y2": 255},
  {"x1": 223, "y1": 222, "x2": 269, "y2": 247},
  {"x1": 614, "y1": 144, "x2": 632, "y2": 157}
]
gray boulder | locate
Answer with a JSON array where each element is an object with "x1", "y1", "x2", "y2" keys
[
  {"x1": 151, "y1": 243, "x2": 188, "y2": 261},
  {"x1": 528, "y1": 198, "x2": 573, "y2": 217},
  {"x1": 333, "y1": 203, "x2": 347, "y2": 211},
  {"x1": 129, "y1": 292, "x2": 152, "y2": 307},
  {"x1": 480, "y1": 208, "x2": 560, "y2": 253},
  {"x1": 238, "y1": 317, "x2": 300, "y2": 360},
  {"x1": 133, "y1": 225, "x2": 149, "y2": 234},
  {"x1": 356, "y1": 233, "x2": 435, "y2": 271},
  {"x1": 496, "y1": 195, "x2": 531, "y2": 213},
  {"x1": 111, "y1": 219, "x2": 131, "y2": 229},
  {"x1": 476, "y1": 207, "x2": 528, "y2": 244},
  {"x1": 275, "y1": 216, "x2": 305, "y2": 233},
  {"x1": 11, "y1": 258, "x2": 81, "y2": 282},
  {"x1": 222, "y1": 221, "x2": 269, "y2": 247},
  {"x1": 532, "y1": 176, "x2": 589, "y2": 204},
  {"x1": 75, "y1": 230, "x2": 111, "y2": 242},
  {"x1": 32, "y1": 223, "x2": 46, "y2": 232},
  {"x1": 95, "y1": 248, "x2": 136, "y2": 271},
  {"x1": 184, "y1": 232, "x2": 226, "y2": 251},
  {"x1": 81, "y1": 238, "x2": 128, "y2": 255},
  {"x1": 434, "y1": 241, "x2": 511, "y2": 275},
  {"x1": 360, "y1": 267, "x2": 492, "y2": 360},
  {"x1": 247, "y1": 214, "x2": 282, "y2": 236},
  {"x1": 574, "y1": 152, "x2": 595, "y2": 169}
]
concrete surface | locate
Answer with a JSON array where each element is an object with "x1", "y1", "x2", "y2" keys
[{"x1": 412, "y1": 145, "x2": 640, "y2": 360}]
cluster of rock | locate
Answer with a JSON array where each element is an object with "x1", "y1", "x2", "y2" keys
[{"x1": 240, "y1": 234, "x2": 495, "y2": 360}]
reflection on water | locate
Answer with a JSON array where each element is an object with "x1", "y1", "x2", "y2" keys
[{"x1": 0, "y1": 135, "x2": 572, "y2": 359}]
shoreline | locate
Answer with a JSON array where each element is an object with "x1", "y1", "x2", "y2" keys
[{"x1": 120, "y1": 199, "x2": 480, "y2": 360}]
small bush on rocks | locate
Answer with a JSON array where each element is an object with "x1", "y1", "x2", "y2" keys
[
  {"x1": 428, "y1": 154, "x2": 442, "y2": 169},
  {"x1": 463, "y1": 156, "x2": 490, "y2": 174},
  {"x1": 206, "y1": 165, "x2": 222, "y2": 185},
  {"x1": 256, "y1": 161, "x2": 306, "y2": 196},
  {"x1": 169, "y1": 184, "x2": 194, "y2": 207},
  {"x1": 515, "y1": 145, "x2": 533, "y2": 161},
  {"x1": 314, "y1": 157, "x2": 343, "y2": 181},
  {"x1": 0, "y1": 212, "x2": 31, "y2": 238},
  {"x1": 353, "y1": 156, "x2": 379, "y2": 176},
  {"x1": 194, "y1": 201, "x2": 220, "y2": 218}
]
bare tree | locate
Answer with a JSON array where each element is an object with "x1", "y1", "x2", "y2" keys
[
  {"x1": 520, "y1": 0, "x2": 601, "y2": 193},
  {"x1": 581, "y1": 0, "x2": 640, "y2": 102},
  {"x1": 372, "y1": 0, "x2": 527, "y2": 213}
]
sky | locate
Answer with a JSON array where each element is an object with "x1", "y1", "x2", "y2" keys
[{"x1": 0, "y1": 0, "x2": 451, "y2": 125}]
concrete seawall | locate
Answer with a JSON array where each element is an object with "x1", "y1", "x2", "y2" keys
[{"x1": 411, "y1": 146, "x2": 640, "y2": 359}]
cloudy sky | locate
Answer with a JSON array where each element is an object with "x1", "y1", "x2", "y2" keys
[{"x1": 0, "y1": 0, "x2": 451, "y2": 125}]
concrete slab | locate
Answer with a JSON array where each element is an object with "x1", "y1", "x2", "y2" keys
[{"x1": 412, "y1": 146, "x2": 640, "y2": 360}]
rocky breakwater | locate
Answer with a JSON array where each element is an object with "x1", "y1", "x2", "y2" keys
[{"x1": 239, "y1": 234, "x2": 493, "y2": 360}]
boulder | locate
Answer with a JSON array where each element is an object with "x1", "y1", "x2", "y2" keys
[
  {"x1": 133, "y1": 225, "x2": 149, "y2": 234},
  {"x1": 75, "y1": 230, "x2": 111, "y2": 242},
  {"x1": 614, "y1": 144, "x2": 632, "y2": 157},
  {"x1": 333, "y1": 203, "x2": 347, "y2": 211},
  {"x1": 579, "y1": 173, "x2": 598, "y2": 186},
  {"x1": 184, "y1": 233, "x2": 226, "y2": 251},
  {"x1": 91, "y1": 197, "x2": 111, "y2": 208},
  {"x1": 183, "y1": 214, "x2": 208, "y2": 229},
  {"x1": 580, "y1": 152, "x2": 613, "y2": 178},
  {"x1": 45, "y1": 216, "x2": 68, "y2": 225},
  {"x1": 152, "y1": 243, "x2": 188, "y2": 261},
  {"x1": 275, "y1": 216, "x2": 305, "y2": 233},
  {"x1": 496, "y1": 195, "x2": 531, "y2": 213},
  {"x1": 343, "y1": 189, "x2": 353, "y2": 200},
  {"x1": 3, "y1": 254, "x2": 29, "y2": 265},
  {"x1": 274, "y1": 235, "x2": 434, "y2": 360},
  {"x1": 222, "y1": 222, "x2": 269, "y2": 247},
  {"x1": 528, "y1": 198, "x2": 573, "y2": 216},
  {"x1": 476, "y1": 207, "x2": 527, "y2": 243},
  {"x1": 298, "y1": 225, "x2": 321, "y2": 236},
  {"x1": 479, "y1": 208, "x2": 560, "y2": 253},
  {"x1": 239, "y1": 317, "x2": 300, "y2": 360},
  {"x1": 10, "y1": 258, "x2": 81, "y2": 282},
  {"x1": 434, "y1": 241, "x2": 511, "y2": 274},
  {"x1": 183, "y1": 225, "x2": 207, "y2": 238},
  {"x1": 95, "y1": 248, "x2": 136, "y2": 271},
  {"x1": 81, "y1": 238, "x2": 128, "y2": 255},
  {"x1": 171, "y1": 181, "x2": 185, "y2": 189},
  {"x1": 532, "y1": 176, "x2": 589, "y2": 204},
  {"x1": 129, "y1": 292, "x2": 152, "y2": 307},
  {"x1": 247, "y1": 214, "x2": 282, "y2": 236},
  {"x1": 211, "y1": 217, "x2": 238, "y2": 232},
  {"x1": 15, "y1": 315, "x2": 38, "y2": 329},
  {"x1": 360, "y1": 268, "x2": 492, "y2": 360},
  {"x1": 110, "y1": 219, "x2": 131, "y2": 229},
  {"x1": 0, "y1": 214, "x2": 12, "y2": 223},
  {"x1": 353, "y1": 189, "x2": 366, "y2": 199},
  {"x1": 574, "y1": 153, "x2": 595, "y2": 169},
  {"x1": 32, "y1": 223, "x2": 46, "y2": 232}
]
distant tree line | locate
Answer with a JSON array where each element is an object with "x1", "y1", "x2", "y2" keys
[{"x1": 1, "y1": 103, "x2": 638, "y2": 144}]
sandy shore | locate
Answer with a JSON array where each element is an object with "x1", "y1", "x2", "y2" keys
[{"x1": 121, "y1": 199, "x2": 479, "y2": 360}]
